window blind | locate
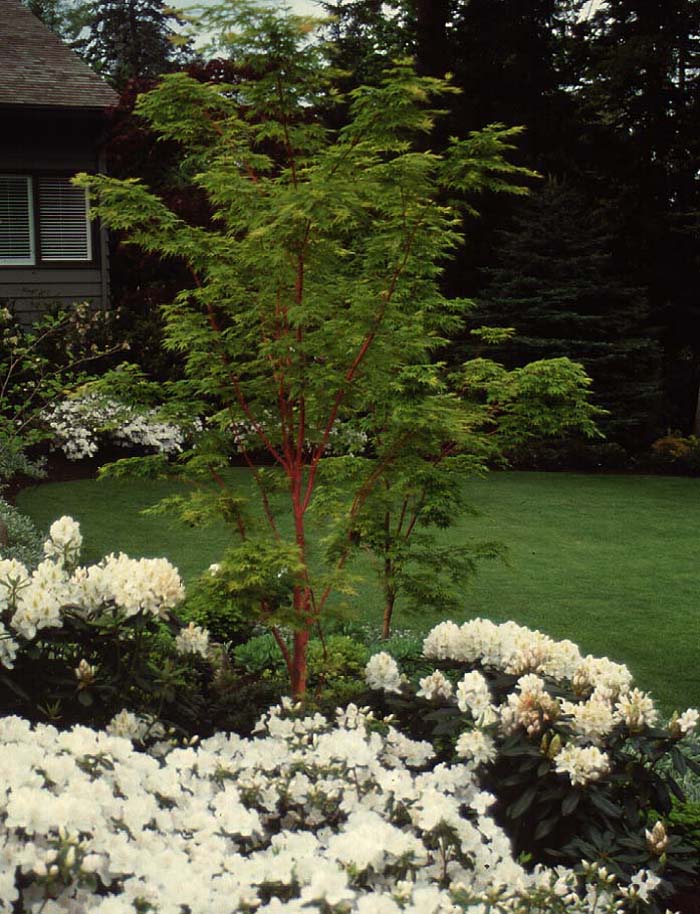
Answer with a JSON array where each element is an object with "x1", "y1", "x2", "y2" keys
[
  {"x1": 0, "y1": 176, "x2": 34, "y2": 265},
  {"x1": 38, "y1": 178, "x2": 91, "y2": 262}
]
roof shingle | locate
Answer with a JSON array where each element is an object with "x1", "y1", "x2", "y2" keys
[{"x1": 0, "y1": 0, "x2": 118, "y2": 109}]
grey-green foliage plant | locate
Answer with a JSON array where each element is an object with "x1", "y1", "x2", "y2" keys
[
  {"x1": 76, "y1": 1, "x2": 541, "y2": 697},
  {"x1": 0, "y1": 499, "x2": 44, "y2": 568}
]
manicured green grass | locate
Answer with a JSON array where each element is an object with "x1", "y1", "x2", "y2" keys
[{"x1": 17, "y1": 470, "x2": 700, "y2": 713}]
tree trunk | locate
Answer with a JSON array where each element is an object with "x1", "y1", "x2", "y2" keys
[
  {"x1": 692, "y1": 382, "x2": 700, "y2": 438},
  {"x1": 382, "y1": 574, "x2": 396, "y2": 640},
  {"x1": 291, "y1": 627, "x2": 310, "y2": 698}
]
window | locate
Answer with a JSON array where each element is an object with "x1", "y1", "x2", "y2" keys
[
  {"x1": 0, "y1": 174, "x2": 92, "y2": 266},
  {"x1": 0, "y1": 176, "x2": 34, "y2": 265}
]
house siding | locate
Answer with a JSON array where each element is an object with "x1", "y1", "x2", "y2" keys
[
  {"x1": 0, "y1": 268, "x2": 104, "y2": 322},
  {"x1": 0, "y1": 108, "x2": 111, "y2": 320}
]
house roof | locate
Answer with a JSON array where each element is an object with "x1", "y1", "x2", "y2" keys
[{"x1": 0, "y1": 0, "x2": 118, "y2": 110}]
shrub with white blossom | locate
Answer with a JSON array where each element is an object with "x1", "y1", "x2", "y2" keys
[
  {"x1": 0, "y1": 700, "x2": 651, "y2": 914},
  {"x1": 0, "y1": 516, "x2": 211, "y2": 732},
  {"x1": 42, "y1": 394, "x2": 191, "y2": 461},
  {"x1": 364, "y1": 618, "x2": 700, "y2": 910},
  {"x1": 42, "y1": 394, "x2": 366, "y2": 465}
]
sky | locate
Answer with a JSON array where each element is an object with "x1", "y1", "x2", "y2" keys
[
  {"x1": 171, "y1": 0, "x2": 605, "y2": 45},
  {"x1": 287, "y1": 0, "x2": 323, "y2": 14}
]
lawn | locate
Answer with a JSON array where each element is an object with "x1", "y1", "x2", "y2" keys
[{"x1": 17, "y1": 470, "x2": 700, "y2": 714}]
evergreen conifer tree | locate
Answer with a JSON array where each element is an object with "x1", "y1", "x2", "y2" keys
[
  {"x1": 322, "y1": 0, "x2": 410, "y2": 88},
  {"x1": 578, "y1": 0, "x2": 700, "y2": 432},
  {"x1": 22, "y1": 0, "x2": 91, "y2": 44},
  {"x1": 80, "y1": 0, "x2": 190, "y2": 88},
  {"x1": 473, "y1": 180, "x2": 662, "y2": 446}
]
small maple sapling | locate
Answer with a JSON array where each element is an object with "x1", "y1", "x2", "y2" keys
[{"x1": 77, "y1": 4, "x2": 539, "y2": 696}]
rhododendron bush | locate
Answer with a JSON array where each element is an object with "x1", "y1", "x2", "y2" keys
[
  {"x1": 364, "y1": 620, "x2": 700, "y2": 910},
  {"x1": 0, "y1": 701, "x2": 648, "y2": 914},
  {"x1": 0, "y1": 516, "x2": 210, "y2": 731}
]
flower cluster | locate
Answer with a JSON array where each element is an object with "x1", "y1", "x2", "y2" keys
[
  {"x1": 0, "y1": 704, "x2": 632, "y2": 914},
  {"x1": 43, "y1": 394, "x2": 191, "y2": 461},
  {"x1": 423, "y1": 618, "x2": 632, "y2": 696},
  {"x1": 554, "y1": 744, "x2": 611, "y2": 786},
  {"x1": 365, "y1": 651, "x2": 403, "y2": 693},
  {"x1": 43, "y1": 515, "x2": 83, "y2": 567},
  {"x1": 174, "y1": 620, "x2": 210, "y2": 658}
]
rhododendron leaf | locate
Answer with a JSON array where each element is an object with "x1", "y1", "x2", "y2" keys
[
  {"x1": 670, "y1": 747, "x2": 687, "y2": 775},
  {"x1": 507, "y1": 784, "x2": 538, "y2": 819},
  {"x1": 685, "y1": 756, "x2": 700, "y2": 776},
  {"x1": 534, "y1": 816, "x2": 559, "y2": 841},
  {"x1": 561, "y1": 791, "x2": 581, "y2": 817},
  {"x1": 589, "y1": 793, "x2": 622, "y2": 820}
]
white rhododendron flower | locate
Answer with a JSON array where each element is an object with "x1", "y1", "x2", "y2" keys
[
  {"x1": 455, "y1": 670, "x2": 497, "y2": 725},
  {"x1": 455, "y1": 730, "x2": 497, "y2": 767},
  {"x1": 554, "y1": 744, "x2": 611, "y2": 786},
  {"x1": 621, "y1": 869, "x2": 662, "y2": 902},
  {"x1": 43, "y1": 515, "x2": 83, "y2": 564},
  {"x1": 675, "y1": 708, "x2": 699, "y2": 735},
  {"x1": 175, "y1": 621, "x2": 210, "y2": 657},
  {"x1": 107, "y1": 709, "x2": 164, "y2": 742},
  {"x1": 0, "y1": 517, "x2": 188, "y2": 672},
  {"x1": 500, "y1": 674, "x2": 560, "y2": 737},
  {"x1": 561, "y1": 694, "x2": 616, "y2": 745},
  {"x1": 44, "y1": 394, "x2": 188, "y2": 461},
  {"x1": 422, "y1": 619, "x2": 634, "y2": 708},
  {"x1": 417, "y1": 669, "x2": 453, "y2": 701},
  {"x1": 614, "y1": 688, "x2": 658, "y2": 732},
  {"x1": 365, "y1": 652, "x2": 403, "y2": 693},
  {"x1": 573, "y1": 655, "x2": 633, "y2": 701},
  {"x1": 74, "y1": 552, "x2": 184, "y2": 619}
]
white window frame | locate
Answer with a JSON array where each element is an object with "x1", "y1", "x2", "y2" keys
[{"x1": 0, "y1": 175, "x2": 36, "y2": 267}]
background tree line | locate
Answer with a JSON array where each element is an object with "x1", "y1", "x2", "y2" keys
[{"x1": 24, "y1": 0, "x2": 700, "y2": 462}]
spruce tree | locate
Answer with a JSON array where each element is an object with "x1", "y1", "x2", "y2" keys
[
  {"x1": 22, "y1": 0, "x2": 91, "y2": 44},
  {"x1": 80, "y1": 0, "x2": 190, "y2": 88},
  {"x1": 322, "y1": 0, "x2": 411, "y2": 88},
  {"x1": 473, "y1": 180, "x2": 662, "y2": 446},
  {"x1": 578, "y1": 0, "x2": 700, "y2": 432}
]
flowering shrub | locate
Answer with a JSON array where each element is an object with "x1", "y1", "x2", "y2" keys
[
  {"x1": 0, "y1": 303, "x2": 127, "y2": 485},
  {"x1": 0, "y1": 516, "x2": 211, "y2": 732},
  {"x1": 42, "y1": 394, "x2": 191, "y2": 461},
  {"x1": 0, "y1": 700, "x2": 648, "y2": 913},
  {"x1": 365, "y1": 619, "x2": 700, "y2": 909}
]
